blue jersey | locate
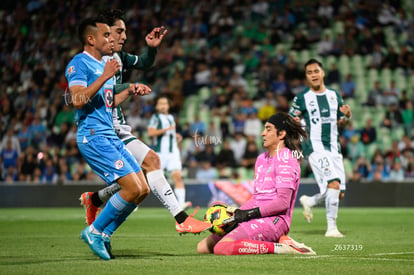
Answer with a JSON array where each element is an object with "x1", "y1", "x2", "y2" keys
[{"x1": 65, "y1": 51, "x2": 117, "y2": 143}]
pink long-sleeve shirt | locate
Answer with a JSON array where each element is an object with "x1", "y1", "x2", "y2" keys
[{"x1": 240, "y1": 147, "x2": 301, "y2": 228}]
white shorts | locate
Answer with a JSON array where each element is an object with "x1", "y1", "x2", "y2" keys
[
  {"x1": 125, "y1": 138, "x2": 151, "y2": 166},
  {"x1": 308, "y1": 151, "x2": 346, "y2": 194},
  {"x1": 115, "y1": 125, "x2": 151, "y2": 166},
  {"x1": 159, "y1": 151, "x2": 182, "y2": 172}
]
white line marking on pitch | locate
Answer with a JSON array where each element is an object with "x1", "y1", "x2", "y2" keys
[
  {"x1": 368, "y1": 251, "x2": 414, "y2": 256},
  {"x1": 360, "y1": 257, "x2": 414, "y2": 262},
  {"x1": 292, "y1": 252, "x2": 414, "y2": 262}
]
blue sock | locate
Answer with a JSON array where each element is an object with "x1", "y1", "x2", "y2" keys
[
  {"x1": 103, "y1": 203, "x2": 138, "y2": 236},
  {"x1": 92, "y1": 192, "x2": 130, "y2": 232}
]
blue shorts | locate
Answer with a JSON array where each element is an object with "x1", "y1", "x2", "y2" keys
[{"x1": 78, "y1": 136, "x2": 141, "y2": 184}]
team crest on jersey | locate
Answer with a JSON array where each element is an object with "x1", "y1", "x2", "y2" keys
[
  {"x1": 105, "y1": 89, "x2": 113, "y2": 107},
  {"x1": 114, "y1": 159, "x2": 124, "y2": 169},
  {"x1": 67, "y1": 66, "x2": 75, "y2": 75}
]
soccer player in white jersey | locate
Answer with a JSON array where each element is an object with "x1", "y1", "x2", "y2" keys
[
  {"x1": 79, "y1": 9, "x2": 210, "y2": 235},
  {"x1": 289, "y1": 58, "x2": 352, "y2": 237},
  {"x1": 148, "y1": 95, "x2": 189, "y2": 210}
]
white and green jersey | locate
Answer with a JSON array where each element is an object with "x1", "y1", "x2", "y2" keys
[
  {"x1": 105, "y1": 49, "x2": 157, "y2": 141},
  {"x1": 289, "y1": 87, "x2": 345, "y2": 156},
  {"x1": 111, "y1": 52, "x2": 130, "y2": 139},
  {"x1": 148, "y1": 113, "x2": 178, "y2": 154}
]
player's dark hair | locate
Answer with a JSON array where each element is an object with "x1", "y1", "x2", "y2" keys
[
  {"x1": 99, "y1": 9, "x2": 126, "y2": 27},
  {"x1": 304, "y1": 58, "x2": 323, "y2": 70},
  {"x1": 78, "y1": 17, "x2": 107, "y2": 45},
  {"x1": 267, "y1": 112, "x2": 308, "y2": 154}
]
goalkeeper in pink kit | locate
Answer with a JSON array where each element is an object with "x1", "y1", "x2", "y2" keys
[{"x1": 197, "y1": 112, "x2": 315, "y2": 255}]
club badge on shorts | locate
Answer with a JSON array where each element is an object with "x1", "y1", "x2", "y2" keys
[{"x1": 114, "y1": 159, "x2": 124, "y2": 169}]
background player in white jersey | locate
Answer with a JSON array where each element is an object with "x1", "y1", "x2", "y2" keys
[
  {"x1": 148, "y1": 95, "x2": 190, "y2": 210},
  {"x1": 289, "y1": 58, "x2": 352, "y2": 237},
  {"x1": 79, "y1": 9, "x2": 210, "y2": 235},
  {"x1": 196, "y1": 113, "x2": 315, "y2": 255}
]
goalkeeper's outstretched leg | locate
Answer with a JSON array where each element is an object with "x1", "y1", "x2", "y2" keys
[{"x1": 197, "y1": 234, "x2": 316, "y2": 256}]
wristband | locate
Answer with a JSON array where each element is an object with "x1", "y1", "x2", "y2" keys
[{"x1": 114, "y1": 83, "x2": 130, "y2": 94}]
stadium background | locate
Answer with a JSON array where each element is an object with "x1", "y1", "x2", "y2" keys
[{"x1": 1, "y1": 0, "x2": 414, "y2": 207}]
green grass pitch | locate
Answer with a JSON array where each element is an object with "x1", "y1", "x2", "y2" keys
[{"x1": 0, "y1": 207, "x2": 413, "y2": 274}]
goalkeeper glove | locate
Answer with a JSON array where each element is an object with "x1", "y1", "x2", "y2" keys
[{"x1": 223, "y1": 207, "x2": 261, "y2": 225}]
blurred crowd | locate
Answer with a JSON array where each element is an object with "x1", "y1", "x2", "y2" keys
[{"x1": 1, "y1": 0, "x2": 414, "y2": 184}]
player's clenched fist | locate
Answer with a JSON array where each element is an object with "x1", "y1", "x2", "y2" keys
[
  {"x1": 129, "y1": 83, "x2": 151, "y2": 96},
  {"x1": 103, "y1": 59, "x2": 120, "y2": 78}
]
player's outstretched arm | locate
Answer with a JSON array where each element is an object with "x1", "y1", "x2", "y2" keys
[
  {"x1": 122, "y1": 27, "x2": 167, "y2": 71},
  {"x1": 114, "y1": 83, "x2": 152, "y2": 106}
]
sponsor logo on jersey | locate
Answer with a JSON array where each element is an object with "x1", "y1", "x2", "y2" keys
[
  {"x1": 311, "y1": 117, "x2": 320, "y2": 124},
  {"x1": 105, "y1": 89, "x2": 113, "y2": 107},
  {"x1": 279, "y1": 168, "x2": 290, "y2": 175},
  {"x1": 321, "y1": 117, "x2": 336, "y2": 123},
  {"x1": 255, "y1": 188, "x2": 274, "y2": 194},
  {"x1": 67, "y1": 66, "x2": 75, "y2": 75}
]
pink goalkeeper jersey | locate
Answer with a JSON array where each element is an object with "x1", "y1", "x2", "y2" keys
[{"x1": 241, "y1": 147, "x2": 301, "y2": 228}]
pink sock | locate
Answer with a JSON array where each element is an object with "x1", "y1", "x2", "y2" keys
[{"x1": 214, "y1": 239, "x2": 274, "y2": 255}]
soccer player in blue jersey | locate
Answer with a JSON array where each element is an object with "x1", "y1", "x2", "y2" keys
[
  {"x1": 79, "y1": 9, "x2": 211, "y2": 235},
  {"x1": 65, "y1": 17, "x2": 151, "y2": 260}
]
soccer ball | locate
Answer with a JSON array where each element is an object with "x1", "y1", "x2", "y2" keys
[{"x1": 204, "y1": 204, "x2": 234, "y2": 236}]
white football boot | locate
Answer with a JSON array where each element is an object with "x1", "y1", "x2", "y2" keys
[{"x1": 325, "y1": 228, "x2": 345, "y2": 238}]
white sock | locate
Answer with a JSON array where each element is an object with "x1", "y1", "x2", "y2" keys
[
  {"x1": 146, "y1": 170, "x2": 182, "y2": 216},
  {"x1": 98, "y1": 184, "x2": 121, "y2": 204},
  {"x1": 102, "y1": 232, "x2": 111, "y2": 239},
  {"x1": 89, "y1": 224, "x2": 101, "y2": 235},
  {"x1": 307, "y1": 193, "x2": 325, "y2": 207},
  {"x1": 174, "y1": 187, "x2": 186, "y2": 205},
  {"x1": 325, "y1": 188, "x2": 340, "y2": 231}
]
